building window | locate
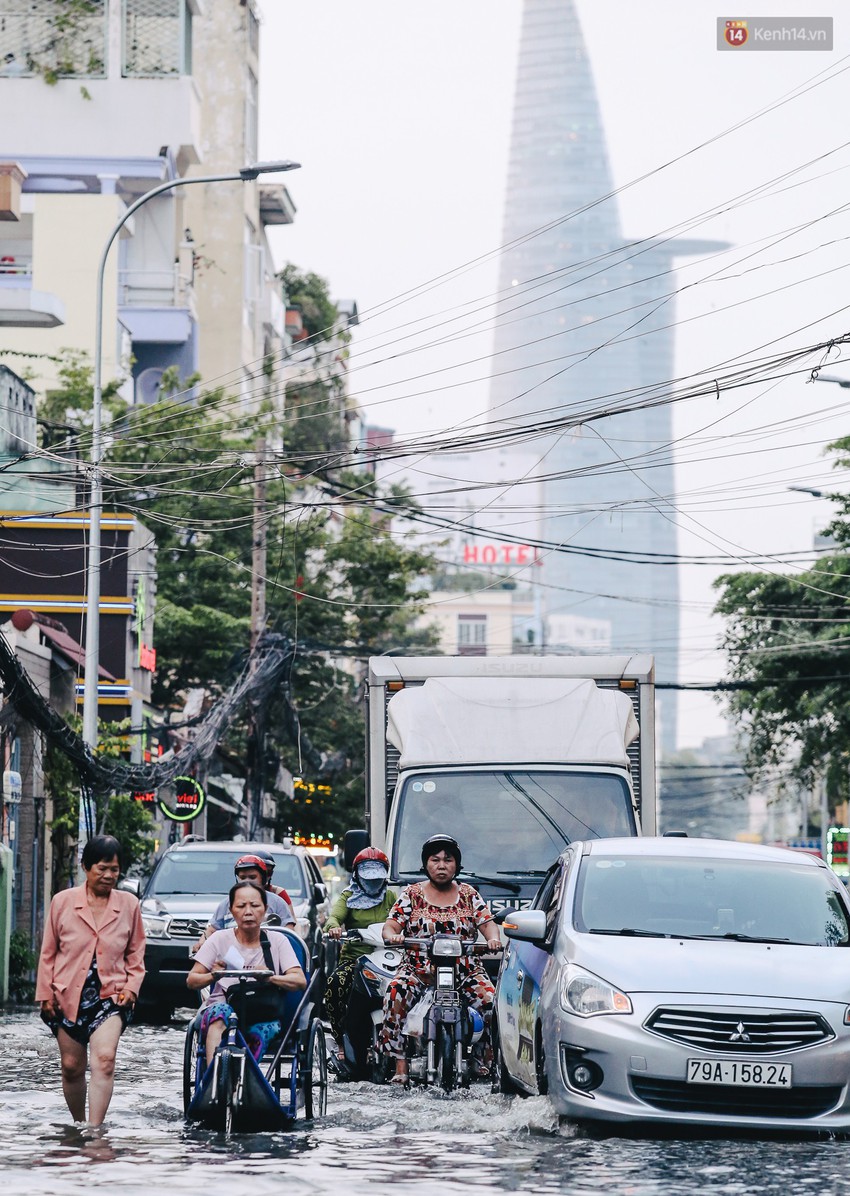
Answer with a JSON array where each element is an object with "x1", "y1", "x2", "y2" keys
[
  {"x1": 243, "y1": 220, "x2": 262, "y2": 331},
  {"x1": 0, "y1": 0, "x2": 107, "y2": 79},
  {"x1": 123, "y1": 0, "x2": 192, "y2": 77},
  {"x1": 244, "y1": 67, "x2": 258, "y2": 162},
  {"x1": 457, "y1": 614, "x2": 487, "y2": 657},
  {"x1": 246, "y1": 0, "x2": 259, "y2": 57}
]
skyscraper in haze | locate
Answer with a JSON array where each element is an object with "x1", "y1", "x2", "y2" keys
[{"x1": 490, "y1": 0, "x2": 717, "y2": 754}]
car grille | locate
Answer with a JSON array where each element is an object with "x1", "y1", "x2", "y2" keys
[
  {"x1": 631, "y1": 1076, "x2": 842, "y2": 1119},
  {"x1": 646, "y1": 1008, "x2": 832, "y2": 1053},
  {"x1": 168, "y1": 917, "x2": 205, "y2": 938}
]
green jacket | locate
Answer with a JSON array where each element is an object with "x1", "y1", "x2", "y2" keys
[{"x1": 325, "y1": 888, "x2": 398, "y2": 962}]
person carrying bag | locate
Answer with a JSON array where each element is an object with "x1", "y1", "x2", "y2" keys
[{"x1": 188, "y1": 881, "x2": 306, "y2": 1064}]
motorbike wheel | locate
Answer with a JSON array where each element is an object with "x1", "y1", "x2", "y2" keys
[
  {"x1": 182, "y1": 1020, "x2": 200, "y2": 1114},
  {"x1": 303, "y1": 1019, "x2": 329, "y2": 1119},
  {"x1": 369, "y1": 1028, "x2": 388, "y2": 1084},
  {"x1": 436, "y1": 1023, "x2": 457, "y2": 1093}
]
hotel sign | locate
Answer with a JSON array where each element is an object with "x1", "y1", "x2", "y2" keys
[{"x1": 462, "y1": 543, "x2": 542, "y2": 566}]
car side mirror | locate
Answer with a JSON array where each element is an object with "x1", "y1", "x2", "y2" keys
[
  {"x1": 117, "y1": 877, "x2": 141, "y2": 897},
  {"x1": 501, "y1": 909, "x2": 547, "y2": 944},
  {"x1": 313, "y1": 882, "x2": 328, "y2": 903},
  {"x1": 492, "y1": 908, "x2": 512, "y2": 925}
]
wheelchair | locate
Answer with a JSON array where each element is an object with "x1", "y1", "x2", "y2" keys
[{"x1": 183, "y1": 927, "x2": 328, "y2": 1133}]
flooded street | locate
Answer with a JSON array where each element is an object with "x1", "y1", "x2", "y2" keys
[{"x1": 3, "y1": 1011, "x2": 850, "y2": 1195}]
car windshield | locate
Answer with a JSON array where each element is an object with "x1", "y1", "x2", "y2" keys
[
  {"x1": 147, "y1": 851, "x2": 305, "y2": 898},
  {"x1": 574, "y1": 854, "x2": 850, "y2": 946},
  {"x1": 393, "y1": 770, "x2": 635, "y2": 878}
]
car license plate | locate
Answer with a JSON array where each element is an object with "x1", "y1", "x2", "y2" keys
[{"x1": 686, "y1": 1059, "x2": 792, "y2": 1087}]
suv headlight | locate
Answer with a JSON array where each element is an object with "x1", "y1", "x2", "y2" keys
[
  {"x1": 559, "y1": 964, "x2": 632, "y2": 1017},
  {"x1": 142, "y1": 914, "x2": 171, "y2": 939}
]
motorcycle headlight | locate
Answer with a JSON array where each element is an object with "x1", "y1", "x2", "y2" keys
[
  {"x1": 432, "y1": 937, "x2": 462, "y2": 957},
  {"x1": 559, "y1": 964, "x2": 632, "y2": 1017},
  {"x1": 142, "y1": 914, "x2": 171, "y2": 939}
]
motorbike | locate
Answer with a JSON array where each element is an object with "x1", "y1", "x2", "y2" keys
[
  {"x1": 325, "y1": 925, "x2": 401, "y2": 1083},
  {"x1": 400, "y1": 934, "x2": 491, "y2": 1093}
]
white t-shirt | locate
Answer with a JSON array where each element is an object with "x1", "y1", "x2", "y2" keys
[{"x1": 194, "y1": 929, "x2": 301, "y2": 1008}]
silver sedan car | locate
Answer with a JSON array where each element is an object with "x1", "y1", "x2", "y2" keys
[{"x1": 494, "y1": 837, "x2": 850, "y2": 1131}]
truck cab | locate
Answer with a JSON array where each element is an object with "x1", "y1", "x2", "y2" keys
[{"x1": 356, "y1": 657, "x2": 656, "y2": 913}]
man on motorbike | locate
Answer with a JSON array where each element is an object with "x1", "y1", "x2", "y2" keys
[
  {"x1": 195, "y1": 855, "x2": 296, "y2": 951},
  {"x1": 324, "y1": 847, "x2": 397, "y2": 1074},
  {"x1": 381, "y1": 833, "x2": 501, "y2": 1085}
]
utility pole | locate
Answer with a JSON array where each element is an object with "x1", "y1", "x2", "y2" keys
[
  {"x1": 248, "y1": 438, "x2": 267, "y2": 837},
  {"x1": 251, "y1": 437, "x2": 267, "y2": 652}
]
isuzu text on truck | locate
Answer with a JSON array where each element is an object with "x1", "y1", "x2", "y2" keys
[{"x1": 346, "y1": 655, "x2": 656, "y2": 913}]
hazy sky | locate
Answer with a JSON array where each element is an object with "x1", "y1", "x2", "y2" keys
[{"x1": 258, "y1": 2, "x2": 850, "y2": 750}]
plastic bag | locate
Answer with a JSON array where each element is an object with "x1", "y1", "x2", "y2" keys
[{"x1": 403, "y1": 990, "x2": 434, "y2": 1037}]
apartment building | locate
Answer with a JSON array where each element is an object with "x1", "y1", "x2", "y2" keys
[{"x1": 0, "y1": 0, "x2": 294, "y2": 407}]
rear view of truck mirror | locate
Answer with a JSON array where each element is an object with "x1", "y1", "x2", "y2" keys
[{"x1": 343, "y1": 828, "x2": 370, "y2": 872}]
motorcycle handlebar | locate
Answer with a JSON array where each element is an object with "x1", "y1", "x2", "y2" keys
[
  {"x1": 401, "y1": 937, "x2": 497, "y2": 953},
  {"x1": 211, "y1": 969, "x2": 274, "y2": 980}
]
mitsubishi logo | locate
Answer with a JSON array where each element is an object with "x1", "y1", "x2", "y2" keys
[{"x1": 729, "y1": 1021, "x2": 751, "y2": 1043}]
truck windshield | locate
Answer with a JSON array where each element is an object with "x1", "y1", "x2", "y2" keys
[{"x1": 392, "y1": 770, "x2": 635, "y2": 877}]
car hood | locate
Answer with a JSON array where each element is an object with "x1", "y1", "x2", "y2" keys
[
  {"x1": 141, "y1": 893, "x2": 220, "y2": 920},
  {"x1": 570, "y1": 935, "x2": 850, "y2": 1003}
]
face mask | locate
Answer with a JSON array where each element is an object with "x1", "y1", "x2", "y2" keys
[{"x1": 357, "y1": 862, "x2": 388, "y2": 895}]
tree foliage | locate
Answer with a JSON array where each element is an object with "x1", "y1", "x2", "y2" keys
[
  {"x1": 279, "y1": 265, "x2": 339, "y2": 341},
  {"x1": 714, "y1": 437, "x2": 850, "y2": 801},
  {"x1": 42, "y1": 277, "x2": 438, "y2": 841},
  {"x1": 45, "y1": 715, "x2": 155, "y2": 889}
]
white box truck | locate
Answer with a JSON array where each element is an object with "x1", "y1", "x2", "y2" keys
[{"x1": 349, "y1": 655, "x2": 656, "y2": 913}]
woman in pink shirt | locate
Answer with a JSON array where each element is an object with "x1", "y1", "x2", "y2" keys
[{"x1": 36, "y1": 835, "x2": 145, "y2": 1126}]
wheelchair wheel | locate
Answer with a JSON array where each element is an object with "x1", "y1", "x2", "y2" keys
[
  {"x1": 303, "y1": 1018, "x2": 328, "y2": 1119},
  {"x1": 182, "y1": 1020, "x2": 200, "y2": 1114}
]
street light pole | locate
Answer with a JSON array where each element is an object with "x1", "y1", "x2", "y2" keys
[{"x1": 82, "y1": 160, "x2": 301, "y2": 752}]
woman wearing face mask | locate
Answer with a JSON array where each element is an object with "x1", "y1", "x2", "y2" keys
[
  {"x1": 323, "y1": 848, "x2": 397, "y2": 1061},
  {"x1": 380, "y1": 833, "x2": 501, "y2": 1085}
]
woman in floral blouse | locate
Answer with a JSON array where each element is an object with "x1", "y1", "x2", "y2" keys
[{"x1": 381, "y1": 833, "x2": 501, "y2": 1084}]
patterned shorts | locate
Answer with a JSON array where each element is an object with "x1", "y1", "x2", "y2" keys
[{"x1": 48, "y1": 955, "x2": 132, "y2": 1046}]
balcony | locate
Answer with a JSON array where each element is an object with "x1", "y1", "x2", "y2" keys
[
  {"x1": 0, "y1": 254, "x2": 64, "y2": 327},
  {"x1": 118, "y1": 264, "x2": 192, "y2": 309},
  {"x1": 118, "y1": 264, "x2": 195, "y2": 347}
]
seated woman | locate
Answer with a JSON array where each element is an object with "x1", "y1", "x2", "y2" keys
[
  {"x1": 188, "y1": 880, "x2": 306, "y2": 1064},
  {"x1": 381, "y1": 833, "x2": 501, "y2": 1084}
]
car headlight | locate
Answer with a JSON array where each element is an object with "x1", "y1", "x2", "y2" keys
[
  {"x1": 142, "y1": 914, "x2": 171, "y2": 939},
  {"x1": 559, "y1": 964, "x2": 632, "y2": 1017}
]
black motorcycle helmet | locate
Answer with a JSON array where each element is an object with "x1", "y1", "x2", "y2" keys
[{"x1": 421, "y1": 833, "x2": 462, "y2": 872}]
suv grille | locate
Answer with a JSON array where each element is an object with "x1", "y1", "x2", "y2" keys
[
  {"x1": 646, "y1": 1008, "x2": 832, "y2": 1053},
  {"x1": 168, "y1": 917, "x2": 206, "y2": 939},
  {"x1": 631, "y1": 1076, "x2": 841, "y2": 1119}
]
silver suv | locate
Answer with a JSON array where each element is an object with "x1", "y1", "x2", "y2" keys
[{"x1": 136, "y1": 840, "x2": 330, "y2": 1020}]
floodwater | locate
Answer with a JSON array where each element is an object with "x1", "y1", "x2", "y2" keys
[{"x1": 2, "y1": 1009, "x2": 850, "y2": 1195}]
